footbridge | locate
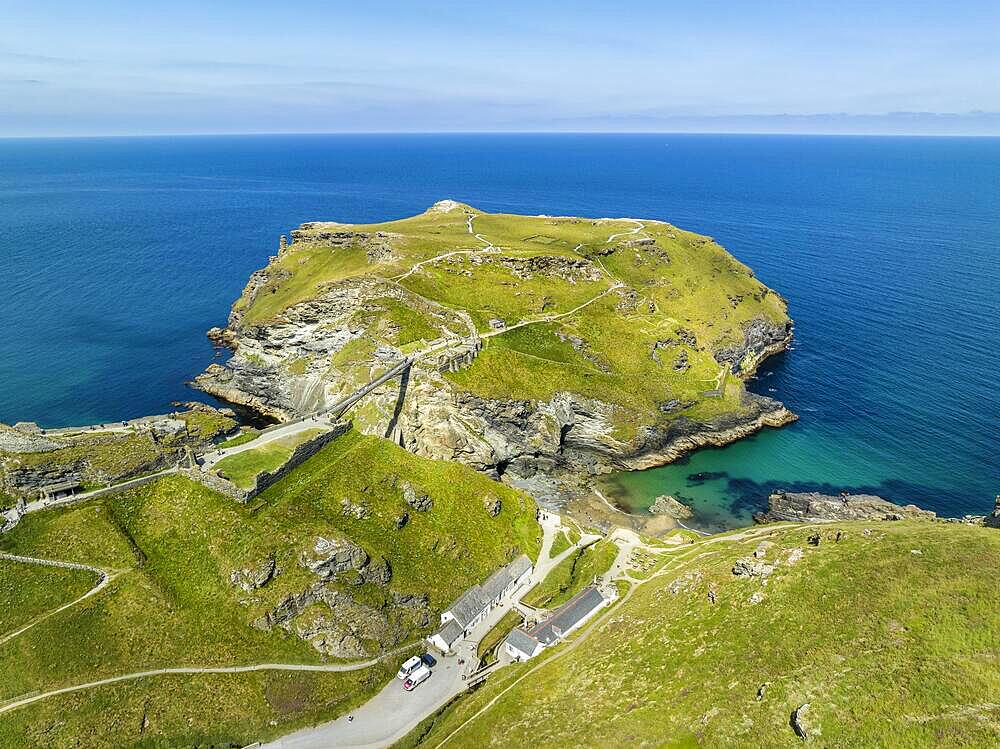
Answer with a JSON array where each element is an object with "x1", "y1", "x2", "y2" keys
[{"x1": 322, "y1": 355, "x2": 416, "y2": 419}]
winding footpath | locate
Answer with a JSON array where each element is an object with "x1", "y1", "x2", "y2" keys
[
  {"x1": 0, "y1": 215, "x2": 667, "y2": 742},
  {"x1": 0, "y1": 652, "x2": 411, "y2": 717},
  {"x1": 393, "y1": 213, "x2": 495, "y2": 283},
  {"x1": 0, "y1": 553, "x2": 115, "y2": 647}
]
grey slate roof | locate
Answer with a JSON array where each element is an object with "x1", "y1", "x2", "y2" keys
[
  {"x1": 480, "y1": 555, "x2": 532, "y2": 602},
  {"x1": 448, "y1": 587, "x2": 488, "y2": 629},
  {"x1": 446, "y1": 555, "x2": 533, "y2": 628},
  {"x1": 529, "y1": 587, "x2": 606, "y2": 645},
  {"x1": 435, "y1": 618, "x2": 464, "y2": 647},
  {"x1": 504, "y1": 627, "x2": 540, "y2": 657},
  {"x1": 40, "y1": 480, "x2": 81, "y2": 494}
]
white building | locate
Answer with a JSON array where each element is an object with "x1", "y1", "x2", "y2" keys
[
  {"x1": 504, "y1": 586, "x2": 609, "y2": 661},
  {"x1": 428, "y1": 554, "x2": 533, "y2": 653}
]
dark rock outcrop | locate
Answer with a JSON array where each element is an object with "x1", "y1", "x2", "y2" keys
[
  {"x1": 790, "y1": 703, "x2": 814, "y2": 740},
  {"x1": 230, "y1": 554, "x2": 278, "y2": 592},
  {"x1": 755, "y1": 491, "x2": 936, "y2": 524},
  {"x1": 402, "y1": 481, "x2": 433, "y2": 512},
  {"x1": 713, "y1": 315, "x2": 793, "y2": 375},
  {"x1": 984, "y1": 496, "x2": 1000, "y2": 529},
  {"x1": 300, "y1": 536, "x2": 369, "y2": 580},
  {"x1": 482, "y1": 495, "x2": 502, "y2": 517}
]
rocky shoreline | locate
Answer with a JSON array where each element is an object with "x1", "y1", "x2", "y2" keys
[
  {"x1": 195, "y1": 326, "x2": 795, "y2": 509},
  {"x1": 755, "y1": 490, "x2": 1000, "y2": 528},
  {"x1": 193, "y1": 205, "x2": 797, "y2": 513}
]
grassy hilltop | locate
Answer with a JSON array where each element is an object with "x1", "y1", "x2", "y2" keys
[
  {"x1": 0, "y1": 429, "x2": 539, "y2": 749},
  {"x1": 404, "y1": 520, "x2": 1000, "y2": 748},
  {"x1": 209, "y1": 201, "x2": 791, "y2": 444}
]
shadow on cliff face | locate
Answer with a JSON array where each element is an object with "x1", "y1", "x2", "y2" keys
[{"x1": 383, "y1": 363, "x2": 410, "y2": 443}]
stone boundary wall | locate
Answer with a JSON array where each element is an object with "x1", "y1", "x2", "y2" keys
[
  {"x1": 250, "y1": 422, "x2": 349, "y2": 497},
  {"x1": 0, "y1": 551, "x2": 109, "y2": 581},
  {"x1": 1, "y1": 468, "x2": 179, "y2": 535},
  {"x1": 179, "y1": 465, "x2": 249, "y2": 502},
  {"x1": 183, "y1": 423, "x2": 350, "y2": 504},
  {"x1": 62, "y1": 469, "x2": 177, "y2": 504},
  {"x1": 437, "y1": 339, "x2": 483, "y2": 373}
]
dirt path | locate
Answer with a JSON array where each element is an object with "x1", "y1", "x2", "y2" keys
[
  {"x1": 394, "y1": 213, "x2": 495, "y2": 283},
  {"x1": 0, "y1": 553, "x2": 117, "y2": 646},
  {"x1": 432, "y1": 523, "x2": 805, "y2": 747},
  {"x1": 0, "y1": 650, "x2": 412, "y2": 717},
  {"x1": 479, "y1": 282, "x2": 624, "y2": 341},
  {"x1": 604, "y1": 221, "x2": 645, "y2": 243}
]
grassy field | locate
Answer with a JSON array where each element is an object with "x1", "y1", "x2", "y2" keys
[
  {"x1": 0, "y1": 667, "x2": 393, "y2": 749},
  {"x1": 174, "y1": 408, "x2": 237, "y2": 440},
  {"x1": 548, "y1": 530, "x2": 571, "y2": 559},
  {"x1": 226, "y1": 202, "x2": 790, "y2": 444},
  {"x1": 0, "y1": 560, "x2": 100, "y2": 633},
  {"x1": 219, "y1": 427, "x2": 261, "y2": 449},
  {"x1": 0, "y1": 428, "x2": 540, "y2": 748},
  {"x1": 405, "y1": 521, "x2": 1000, "y2": 748},
  {"x1": 523, "y1": 539, "x2": 618, "y2": 609},
  {"x1": 213, "y1": 428, "x2": 325, "y2": 488}
]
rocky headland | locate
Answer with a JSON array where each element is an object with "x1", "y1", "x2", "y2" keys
[{"x1": 194, "y1": 202, "x2": 795, "y2": 508}]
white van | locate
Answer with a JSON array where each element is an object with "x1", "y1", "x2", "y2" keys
[
  {"x1": 396, "y1": 656, "x2": 422, "y2": 680},
  {"x1": 403, "y1": 664, "x2": 432, "y2": 691}
]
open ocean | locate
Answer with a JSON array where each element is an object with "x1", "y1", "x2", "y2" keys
[{"x1": 1, "y1": 134, "x2": 997, "y2": 526}]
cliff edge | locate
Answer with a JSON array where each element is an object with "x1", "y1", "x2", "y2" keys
[{"x1": 195, "y1": 201, "x2": 795, "y2": 503}]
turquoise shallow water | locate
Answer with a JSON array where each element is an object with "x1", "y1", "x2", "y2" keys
[{"x1": 1, "y1": 134, "x2": 997, "y2": 525}]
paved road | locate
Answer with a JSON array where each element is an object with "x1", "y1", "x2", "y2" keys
[
  {"x1": 264, "y1": 655, "x2": 465, "y2": 749},
  {"x1": 261, "y1": 512, "x2": 595, "y2": 749}
]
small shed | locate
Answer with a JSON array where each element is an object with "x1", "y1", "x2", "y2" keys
[{"x1": 39, "y1": 480, "x2": 82, "y2": 501}]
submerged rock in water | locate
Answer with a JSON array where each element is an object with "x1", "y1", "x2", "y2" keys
[{"x1": 649, "y1": 494, "x2": 694, "y2": 520}]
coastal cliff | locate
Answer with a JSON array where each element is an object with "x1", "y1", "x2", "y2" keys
[{"x1": 195, "y1": 202, "x2": 795, "y2": 504}]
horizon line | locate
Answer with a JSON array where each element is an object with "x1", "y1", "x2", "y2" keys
[{"x1": 3, "y1": 129, "x2": 1000, "y2": 141}]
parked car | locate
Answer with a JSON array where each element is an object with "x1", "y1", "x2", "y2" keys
[
  {"x1": 396, "y1": 655, "x2": 422, "y2": 680},
  {"x1": 403, "y1": 664, "x2": 432, "y2": 691},
  {"x1": 420, "y1": 653, "x2": 437, "y2": 668}
]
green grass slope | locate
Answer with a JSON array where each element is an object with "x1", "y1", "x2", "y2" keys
[
  {"x1": 406, "y1": 521, "x2": 1000, "y2": 749},
  {"x1": 213, "y1": 427, "x2": 325, "y2": 487},
  {"x1": 227, "y1": 202, "x2": 790, "y2": 439},
  {"x1": 0, "y1": 560, "x2": 100, "y2": 633},
  {"x1": 0, "y1": 429, "x2": 540, "y2": 749}
]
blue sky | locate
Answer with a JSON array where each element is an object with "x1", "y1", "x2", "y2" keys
[{"x1": 2, "y1": 0, "x2": 999, "y2": 136}]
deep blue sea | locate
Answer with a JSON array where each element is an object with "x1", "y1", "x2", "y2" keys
[{"x1": 1, "y1": 134, "x2": 997, "y2": 523}]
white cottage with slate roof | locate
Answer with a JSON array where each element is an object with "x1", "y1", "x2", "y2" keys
[
  {"x1": 504, "y1": 586, "x2": 609, "y2": 661},
  {"x1": 427, "y1": 554, "x2": 533, "y2": 653}
]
